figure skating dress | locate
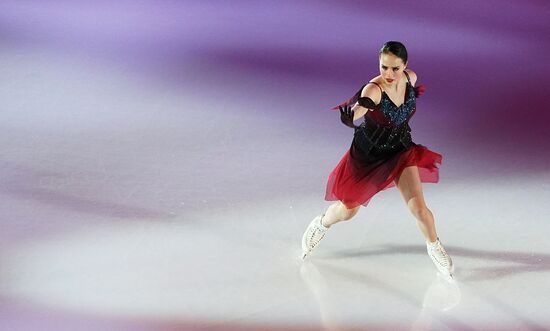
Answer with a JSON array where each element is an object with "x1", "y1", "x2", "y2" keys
[{"x1": 325, "y1": 72, "x2": 442, "y2": 209}]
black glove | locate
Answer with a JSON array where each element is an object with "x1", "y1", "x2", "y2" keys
[
  {"x1": 357, "y1": 97, "x2": 376, "y2": 109},
  {"x1": 339, "y1": 105, "x2": 358, "y2": 129}
]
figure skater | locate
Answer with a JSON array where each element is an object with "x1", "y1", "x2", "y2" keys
[{"x1": 301, "y1": 41, "x2": 454, "y2": 278}]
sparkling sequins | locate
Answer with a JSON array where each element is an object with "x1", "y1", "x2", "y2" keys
[
  {"x1": 379, "y1": 84, "x2": 416, "y2": 126},
  {"x1": 353, "y1": 83, "x2": 416, "y2": 153},
  {"x1": 356, "y1": 122, "x2": 412, "y2": 151}
]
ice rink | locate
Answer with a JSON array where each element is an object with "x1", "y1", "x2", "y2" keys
[{"x1": 1, "y1": 1, "x2": 550, "y2": 330}]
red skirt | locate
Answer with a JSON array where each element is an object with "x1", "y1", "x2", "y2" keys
[{"x1": 324, "y1": 144, "x2": 442, "y2": 209}]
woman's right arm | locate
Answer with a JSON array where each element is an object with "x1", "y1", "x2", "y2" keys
[{"x1": 351, "y1": 83, "x2": 382, "y2": 121}]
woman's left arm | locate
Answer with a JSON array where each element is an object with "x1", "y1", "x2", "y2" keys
[
  {"x1": 405, "y1": 69, "x2": 418, "y2": 86},
  {"x1": 406, "y1": 69, "x2": 426, "y2": 97}
]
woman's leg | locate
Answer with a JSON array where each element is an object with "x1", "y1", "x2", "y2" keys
[
  {"x1": 394, "y1": 165, "x2": 438, "y2": 243},
  {"x1": 395, "y1": 165, "x2": 454, "y2": 276},
  {"x1": 321, "y1": 201, "x2": 361, "y2": 228},
  {"x1": 301, "y1": 201, "x2": 360, "y2": 259}
]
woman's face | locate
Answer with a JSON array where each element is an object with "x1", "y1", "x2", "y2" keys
[{"x1": 379, "y1": 52, "x2": 407, "y2": 85}]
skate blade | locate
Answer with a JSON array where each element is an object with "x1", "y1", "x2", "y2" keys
[
  {"x1": 301, "y1": 251, "x2": 310, "y2": 260},
  {"x1": 438, "y1": 271, "x2": 455, "y2": 282}
]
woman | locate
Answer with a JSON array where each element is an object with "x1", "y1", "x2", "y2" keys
[{"x1": 301, "y1": 41, "x2": 454, "y2": 278}]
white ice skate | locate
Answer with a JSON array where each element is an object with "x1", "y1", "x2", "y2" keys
[
  {"x1": 426, "y1": 237, "x2": 454, "y2": 278},
  {"x1": 301, "y1": 215, "x2": 329, "y2": 260}
]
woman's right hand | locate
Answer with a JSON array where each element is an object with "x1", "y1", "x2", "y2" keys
[{"x1": 339, "y1": 105, "x2": 358, "y2": 129}]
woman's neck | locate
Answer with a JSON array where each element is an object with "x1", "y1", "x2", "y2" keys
[{"x1": 383, "y1": 80, "x2": 401, "y2": 93}]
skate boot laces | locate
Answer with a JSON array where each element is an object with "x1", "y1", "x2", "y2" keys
[
  {"x1": 307, "y1": 218, "x2": 327, "y2": 250},
  {"x1": 427, "y1": 238, "x2": 453, "y2": 272},
  {"x1": 302, "y1": 215, "x2": 328, "y2": 258}
]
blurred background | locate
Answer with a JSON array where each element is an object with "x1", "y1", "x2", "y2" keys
[{"x1": 1, "y1": 1, "x2": 549, "y2": 330}]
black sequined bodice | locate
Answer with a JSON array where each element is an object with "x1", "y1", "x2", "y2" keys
[
  {"x1": 352, "y1": 82, "x2": 417, "y2": 158},
  {"x1": 378, "y1": 82, "x2": 416, "y2": 126}
]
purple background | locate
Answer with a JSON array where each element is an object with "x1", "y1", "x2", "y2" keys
[
  {"x1": 2, "y1": 0, "x2": 549, "y2": 175},
  {"x1": 1, "y1": 1, "x2": 550, "y2": 330}
]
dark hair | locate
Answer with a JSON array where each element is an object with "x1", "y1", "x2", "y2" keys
[{"x1": 379, "y1": 41, "x2": 408, "y2": 64}]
